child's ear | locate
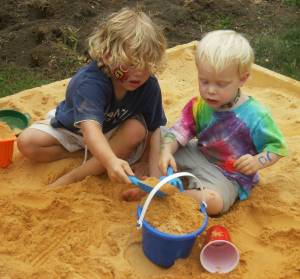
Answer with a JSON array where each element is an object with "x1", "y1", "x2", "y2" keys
[
  {"x1": 239, "y1": 72, "x2": 250, "y2": 86},
  {"x1": 102, "y1": 53, "x2": 111, "y2": 65}
]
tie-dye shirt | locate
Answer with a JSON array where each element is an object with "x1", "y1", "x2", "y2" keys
[{"x1": 170, "y1": 96, "x2": 288, "y2": 199}]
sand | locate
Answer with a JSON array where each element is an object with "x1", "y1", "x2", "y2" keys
[
  {"x1": 0, "y1": 122, "x2": 15, "y2": 139},
  {"x1": 141, "y1": 193, "x2": 205, "y2": 235},
  {"x1": 0, "y1": 42, "x2": 299, "y2": 279}
]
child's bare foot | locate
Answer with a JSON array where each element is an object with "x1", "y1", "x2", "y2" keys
[
  {"x1": 122, "y1": 188, "x2": 147, "y2": 201},
  {"x1": 48, "y1": 172, "x2": 77, "y2": 188}
]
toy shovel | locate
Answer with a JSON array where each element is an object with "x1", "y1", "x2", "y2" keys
[
  {"x1": 160, "y1": 166, "x2": 184, "y2": 192},
  {"x1": 128, "y1": 166, "x2": 184, "y2": 197},
  {"x1": 128, "y1": 176, "x2": 166, "y2": 197}
]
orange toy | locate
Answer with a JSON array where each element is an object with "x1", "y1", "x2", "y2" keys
[{"x1": 0, "y1": 135, "x2": 16, "y2": 168}]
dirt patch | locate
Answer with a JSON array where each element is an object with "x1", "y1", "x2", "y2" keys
[{"x1": 0, "y1": 0, "x2": 298, "y2": 80}]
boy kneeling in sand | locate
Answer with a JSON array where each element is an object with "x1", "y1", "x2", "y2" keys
[{"x1": 124, "y1": 30, "x2": 288, "y2": 216}]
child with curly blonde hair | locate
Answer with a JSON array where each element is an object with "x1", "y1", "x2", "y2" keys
[{"x1": 18, "y1": 7, "x2": 167, "y2": 187}]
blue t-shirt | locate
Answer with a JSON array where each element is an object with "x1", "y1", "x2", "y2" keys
[{"x1": 51, "y1": 61, "x2": 167, "y2": 133}]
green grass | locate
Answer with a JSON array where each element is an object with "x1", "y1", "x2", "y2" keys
[
  {"x1": 0, "y1": 17, "x2": 299, "y2": 99},
  {"x1": 0, "y1": 64, "x2": 51, "y2": 98},
  {"x1": 204, "y1": 14, "x2": 235, "y2": 30},
  {"x1": 283, "y1": 0, "x2": 300, "y2": 8},
  {"x1": 251, "y1": 25, "x2": 300, "y2": 80},
  {"x1": 212, "y1": 16, "x2": 234, "y2": 30}
]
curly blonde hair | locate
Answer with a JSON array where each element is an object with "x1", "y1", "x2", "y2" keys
[{"x1": 88, "y1": 7, "x2": 167, "y2": 75}]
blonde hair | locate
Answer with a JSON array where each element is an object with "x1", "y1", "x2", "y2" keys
[
  {"x1": 88, "y1": 7, "x2": 167, "y2": 75},
  {"x1": 196, "y1": 30, "x2": 254, "y2": 77}
]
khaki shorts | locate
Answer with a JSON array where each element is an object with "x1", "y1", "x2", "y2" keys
[
  {"x1": 161, "y1": 126, "x2": 239, "y2": 213},
  {"x1": 30, "y1": 111, "x2": 147, "y2": 165}
]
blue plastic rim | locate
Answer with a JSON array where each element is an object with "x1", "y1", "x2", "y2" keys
[{"x1": 137, "y1": 203, "x2": 208, "y2": 268}]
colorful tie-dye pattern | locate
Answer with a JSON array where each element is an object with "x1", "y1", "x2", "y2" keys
[{"x1": 170, "y1": 96, "x2": 288, "y2": 199}]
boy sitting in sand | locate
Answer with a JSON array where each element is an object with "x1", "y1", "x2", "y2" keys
[
  {"x1": 124, "y1": 30, "x2": 288, "y2": 216},
  {"x1": 17, "y1": 8, "x2": 167, "y2": 186}
]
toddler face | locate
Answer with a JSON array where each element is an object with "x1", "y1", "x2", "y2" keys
[
  {"x1": 196, "y1": 60, "x2": 247, "y2": 110},
  {"x1": 113, "y1": 63, "x2": 151, "y2": 91}
]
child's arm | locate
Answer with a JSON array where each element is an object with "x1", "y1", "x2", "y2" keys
[
  {"x1": 234, "y1": 151, "x2": 282, "y2": 175},
  {"x1": 80, "y1": 121, "x2": 133, "y2": 183},
  {"x1": 159, "y1": 131, "x2": 180, "y2": 175}
]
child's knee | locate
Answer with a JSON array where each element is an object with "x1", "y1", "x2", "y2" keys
[
  {"x1": 17, "y1": 130, "x2": 34, "y2": 156},
  {"x1": 203, "y1": 189, "x2": 224, "y2": 216},
  {"x1": 184, "y1": 189, "x2": 224, "y2": 216},
  {"x1": 123, "y1": 119, "x2": 146, "y2": 144}
]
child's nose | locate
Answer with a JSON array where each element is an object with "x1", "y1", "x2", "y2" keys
[{"x1": 208, "y1": 84, "x2": 217, "y2": 94}]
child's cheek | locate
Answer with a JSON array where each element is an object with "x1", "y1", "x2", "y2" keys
[{"x1": 113, "y1": 66, "x2": 129, "y2": 81}]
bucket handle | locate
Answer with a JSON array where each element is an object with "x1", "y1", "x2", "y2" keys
[{"x1": 137, "y1": 172, "x2": 207, "y2": 229}]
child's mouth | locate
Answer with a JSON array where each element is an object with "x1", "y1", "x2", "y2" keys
[
  {"x1": 206, "y1": 98, "x2": 218, "y2": 105},
  {"x1": 128, "y1": 80, "x2": 141, "y2": 87},
  {"x1": 129, "y1": 80, "x2": 140, "y2": 85}
]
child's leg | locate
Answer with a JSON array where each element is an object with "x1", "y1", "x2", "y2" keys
[
  {"x1": 108, "y1": 118, "x2": 147, "y2": 160},
  {"x1": 49, "y1": 156, "x2": 106, "y2": 188},
  {"x1": 173, "y1": 141, "x2": 239, "y2": 216},
  {"x1": 49, "y1": 118, "x2": 147, "y2": 187},
  {"x1": 183, "y1": 189, "x2": 224, "y2": 216},
  {"x1": 149, "y1": 128, "x2": 163, "y2": 177},
  {"x1": 17, "y1": 128, "x2": 81, "y2": 162},
  {"x1": 122, "y1": 127, "x2": 163, "y2": 201}
]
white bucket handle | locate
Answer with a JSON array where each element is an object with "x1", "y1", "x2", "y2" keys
[{"x1": 137, "y1": 172, "x2": 207, "y2": 229}]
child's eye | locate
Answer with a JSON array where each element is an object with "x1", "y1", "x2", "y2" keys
[
  {"x1": 217, "y1": 82, "x2": 229, "y2": 87},
  {"x1": 126, "y1": 64, "x2": 138, "y2": 70},
  {"x1": 120, "y1": 64, "x2": 135, "y2": 72},
  {"x1": 199, "y1": 79, "x2": 209, "y2": 85}
]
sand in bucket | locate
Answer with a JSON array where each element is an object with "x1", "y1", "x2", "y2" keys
[
  {"x1": 137, "y1": 172, "x2": 208, "y2": 268},
  {"x1": 139, "y1": 177, "x2": 180, "y2": 196},
  {"x1": 142, "y1": 192, "x2": 205, "y2": 234}
]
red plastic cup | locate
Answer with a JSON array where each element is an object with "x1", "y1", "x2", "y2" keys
[
  {"x1": 200, "y1": 225, "x2": 239, "y2": 273},
  {"x1": 0, "y1": 135, "x2": 16, "y2": 168}
]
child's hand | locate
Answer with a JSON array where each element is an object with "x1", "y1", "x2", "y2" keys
[
  {"x1": 159, "y1": 151, "x2": 177, "y2": 175},
  {"x1": 234, "y1": 154, "x2": 261, "y2": 175},
  {"x1": 106, "y1": 157, "x2": 134, "y2": 184}
]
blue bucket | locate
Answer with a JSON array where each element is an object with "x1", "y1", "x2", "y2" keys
[{"x1": 136, "y1": 172, "x2": 208, "y2": 268}]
